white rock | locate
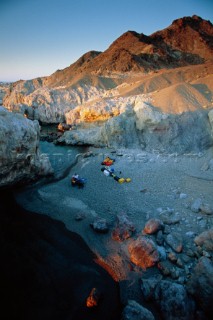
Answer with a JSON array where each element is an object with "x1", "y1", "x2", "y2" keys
[
  {"x1": 0, "y1": 107, "x2": 53, "y2": 187},
  {"x1": 180, "y1": 193, "x2": 187, "y2": 199},
  {"x1": 191, "y1": 198, "x2": 202, "y2": 213},
  {"x1": 134, "y1": 100, "x2": 168, "y2": 130}
]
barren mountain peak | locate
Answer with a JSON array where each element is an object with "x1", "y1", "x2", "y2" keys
[{"x1": 171, "y1": 14, "x2": 212, "y2": 27}]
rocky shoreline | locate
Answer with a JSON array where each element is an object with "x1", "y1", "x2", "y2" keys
[{"x1": 13, "y1": 142, "x2": 213, "y2": 319}]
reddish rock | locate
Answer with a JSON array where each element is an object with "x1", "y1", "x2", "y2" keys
[
  {"x1": 143, "y1": 218, "x2": 164, "y2": 234},
  {"x1": 128, "y1": 236, "x2": 159, "y2": 270},
  {"x1": 194, "y1": 228, "x2": 213, "y2": 251}
]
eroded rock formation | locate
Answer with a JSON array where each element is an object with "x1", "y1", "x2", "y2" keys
[{"x1": 0, "y1": 107, "x2": 52, "y2": 187}]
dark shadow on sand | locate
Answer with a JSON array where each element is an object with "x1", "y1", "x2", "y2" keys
[{"x1": 0, "y1": 190, "x2": 121, "y2": 320}]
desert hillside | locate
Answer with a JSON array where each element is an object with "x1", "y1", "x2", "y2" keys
[{"x1": 2, "y1": 15, "x2": 213, "y2": 153}]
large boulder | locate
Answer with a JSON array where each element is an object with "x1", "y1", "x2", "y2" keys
[
  {"x1": 112, "y1": 212, "x2": 135, "y2": 241},
  {"x1": 154, "y1": 281, "x2": 195, "y2": 320},
  {"x1": 57, "y1": 126, "x2": 106, "y2": 147},
  {"x1": 141, "y1": 277, "x2": 195, "y2": 319},
  {"x1": 194, "y1": 228, "x2": 213, "y2": 251},
  {"x1": 122, "y1": 300, "x2": 155, "y2": 320},
  {"x1": 0, "y1": 107, "x2": 52, "y2": 187},
  {"x1": 128, "y1": 236, "x2": 159, "y2": 270},
  {"x1": 187, "y1": 257, "x2": 213, "y2": 317},
  {"x1": 134, "y1": 100, "x2": 212, "y2": 153}
]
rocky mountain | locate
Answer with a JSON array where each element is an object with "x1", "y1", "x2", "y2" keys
[
  {"x1": 2, "y1": 15, "x2": 213, "y2": 153},
  {"x1": 44, "y1": 15, "x2": 213, "y2": 86},
  {"x1": 45, "y1": 14, "x2": 213, "y2": 85}
]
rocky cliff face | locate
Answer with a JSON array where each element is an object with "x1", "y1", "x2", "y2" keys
[
  {"x1": 58, "y1": 100, "x2": 213, "y2": 154},
  {"x1": 0, "y1": 82, "x2": 10, "y2": 105},
  {"x1": 0, "y1": 107, "x2": 52, "y2": 187}
]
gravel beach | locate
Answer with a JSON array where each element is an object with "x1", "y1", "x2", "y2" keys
[{"x1": 15, "y1": 144, "x2": 213, "y2": 283}]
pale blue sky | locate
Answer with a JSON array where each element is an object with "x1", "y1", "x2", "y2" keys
[{"x1": 0, "y1": 0, "x2": 212, "y2": 82}]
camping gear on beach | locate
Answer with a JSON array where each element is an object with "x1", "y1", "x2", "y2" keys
[
  {"x1": 101, "y1": 167, "x2": 131, "y2": 184},
  {"x1": 111, "y1": 173, "x2": 131, "y2": 183},
  {"x1": 101, "y1": 167, "x2": 114, "y2": 175},
  {"x1": 100, "y1": 157, "x2": 131, "y2": 183},
  {"x1": 71, "y1": 175, "x2": 86, "y2": 188},
  {"x1": 101, "y1": 156, "x2": 115, "y2": 166}
]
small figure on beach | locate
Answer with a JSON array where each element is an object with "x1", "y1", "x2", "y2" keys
[
  {"x1": 101, "y1": 157, "x2": 115, "y2": 166},
  {"x1": 71, "y1": 173, "x2": 86, "y2": 188}
]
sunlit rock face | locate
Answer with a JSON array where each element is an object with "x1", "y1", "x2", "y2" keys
[
  {"x1": 3, "y1": 79, "x2": 104, "y2": 123},
  {"x1": 128, "y1": 236, "x2": 159, "y2": 270},
  {"x1": 0, "y1": 107, "x2": 52, "y2": 187},
  {"x1": 59, "y1": 101, "x2": 213, "y2": 153}
]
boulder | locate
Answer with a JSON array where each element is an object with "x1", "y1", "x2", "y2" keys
[
  {"x1": 0, "y1": 107, "x2": 52, "y2": 187},
  {"x1": 128, "y1": 236, "x2": 159, "y2": 270},
  {"x1": 112, "y1": 212, "x2": 135, "y2": 241},
  {"x1": 165, "y1": 232, "x2": 183, "y2": 253},
  {"x1": 194, "y1": 228, "x2": 213, "y2": 251},
  {"x1": 191, "y1": 198, "x2": 202, "y2": 213},
  {"x1": 141, "y1": 274, "x2": 163, "y2": 301},
  {"x1": 200, "y1": 203, "x2": 213, "y2": 215},
  {"x1": 90, "y1": 218, "x2": 109, "y2": 233},
  {"x1": 154, "y1": 280, "x2": 195, "y2": 320},
  {"x1": 57, "y1": 126, "x2": 106, "y2": 147},
  {"x1": 187, "y1": 257, "x2": 213, "y2": 317},
  {"x1": 122, "y1": 300, "x2": 155, "y2": 320},
  {"x1": 143, "y1": 218, "x2": 164, "y2": 235}
]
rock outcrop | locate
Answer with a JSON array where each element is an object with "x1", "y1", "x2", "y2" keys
[
  {"x1": 122, "y1": 300, "x2": 155, "y2": 320},
  {"x1": 58, "y1": 101, "x2": 213, "y2": 154},
  {"x1": 3, "y1": 80, "x2": 104, "y2": 124},
  {"x1": 187, "y1": 257, "x2": 213, "y2": 318},
  {"x1": 0, "y1": 82, "x2": 10, "y2": 105},
  {"x1": 0, "y1": 107, "x2": 52, "y2": 187}
]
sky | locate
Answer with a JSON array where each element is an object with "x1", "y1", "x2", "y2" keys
[{"x1": 0, "y1": 0, "x2": 212, "y2": 82}]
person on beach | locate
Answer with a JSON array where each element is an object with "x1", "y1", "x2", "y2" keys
[
  {"x1": 71, "y1": 173, "x2": 85, "y2": 188},
  {"x1": 72, "y1": 173, "x2": 79, "y2": 180}
]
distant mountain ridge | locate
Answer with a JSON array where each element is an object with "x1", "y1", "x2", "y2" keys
[{"x1": 44, "y1": 15, "x2": 213, "y2": 88}]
